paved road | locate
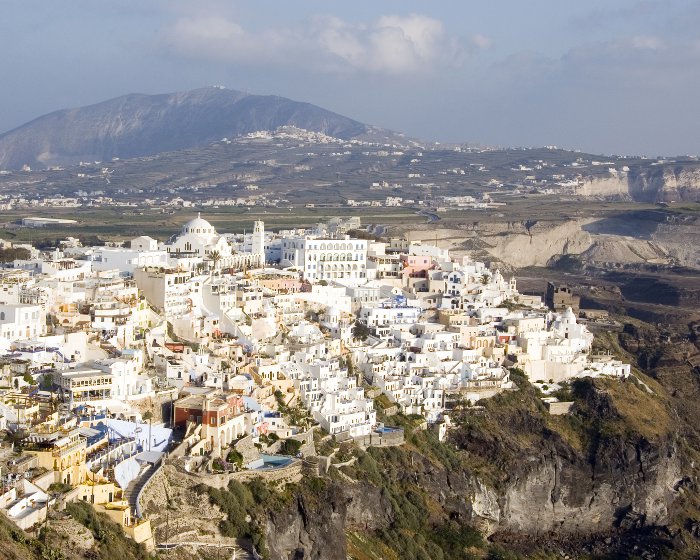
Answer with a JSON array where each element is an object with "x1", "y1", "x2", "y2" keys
[{"x1": 416, "y1": 209, "x2": 440, "y2": 223}]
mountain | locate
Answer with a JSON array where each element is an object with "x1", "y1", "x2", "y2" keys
[{"x1": 0, "y1": 87, "x2": 403, "y2": 170}]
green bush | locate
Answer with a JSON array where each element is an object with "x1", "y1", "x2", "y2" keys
[
  {"x1": 226, "y1": 449, "x2": 244, "y2": 467},
  {"x1": 65, "y1": 501, "x2": 148, "y2": 560},
  {"x1": 280, "y1": 438, "x2": 302, "y2": 456},
  {"x1": 47, "y1": 482, "x2": 72, "y2": 494}
]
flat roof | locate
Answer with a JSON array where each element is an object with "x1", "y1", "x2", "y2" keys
[{"x1": 61, "y1": 368, "x2": 112, "y2": 379}]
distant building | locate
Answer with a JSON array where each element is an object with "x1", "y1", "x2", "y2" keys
[
  {"x1": 0, "y1": 303, "x2": 45, "y2": 340},
  {"x1": 545, "y1": 282, "x2": 580, "y2": 313},
  {"x1": 22, "y1": 217, "x2": 77, "y2": 228}
]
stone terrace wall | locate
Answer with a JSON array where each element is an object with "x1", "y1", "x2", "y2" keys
[
  {"x1": 170, "y1": 459, "x2": 303, "y2": 490},
  {"x1": 354, "y1": 429, "x2": 405, "y2": 449}
]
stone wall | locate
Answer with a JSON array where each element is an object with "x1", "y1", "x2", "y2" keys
[
  {"x1": 169, "y1": 459, "x2": 303, "y2": 489},
  {"x1": 354, "y1": 429, "x2": 405, "y2": 448},
  {"x1": 546, "y1": 401, "x2": 574, "y2": 415},
  {"x1": 136, "y1": 457, "x2": 164, "y2": 518}
]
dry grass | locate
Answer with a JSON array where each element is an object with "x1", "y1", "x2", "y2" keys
[
  {"x1": 346, "y1": 531, "x2": 400, "y2": 560},
  {"x1": 597, "y1": 377, "x2": 673, "y2": 441}
]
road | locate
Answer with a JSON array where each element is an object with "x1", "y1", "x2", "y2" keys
[{"x1": 416, "y1": 209, "x2": 440, "y2": 223}]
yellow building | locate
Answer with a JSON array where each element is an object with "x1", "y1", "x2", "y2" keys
[
  {"x1": 26, "y1": 428, "x2": 87, "y2": 485},
  {"x1": 75, "y1": 478, "x2": 117, "y2": 505},
  {"x1": 98, "y1": 501, "x2": 154, "y2": 550}
]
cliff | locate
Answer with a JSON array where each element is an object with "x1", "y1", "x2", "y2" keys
[
  {"x1": 135, "y1": 321, "x2": 700, "y2": 560},
  {"x1": 402, "y1": 209, "x2": 700, "y2": 271},
  {"x1": 579, "y1": 164, "x2": 700, "y2": 202},
  {"x1": 0, "y1": 500, "x2": 152, "y2": 560},
  {"x1": 257, "y1": 373, "x2": 692, "y2": 559}
]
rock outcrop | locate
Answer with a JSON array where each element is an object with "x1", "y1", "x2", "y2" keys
[
  {"x1": 579, "y1": 165, "x2": 700, "y2": 202},
  {"x1": 261, "y1": 377, "x2": 687, "y2": 559},
  {"x1": 265, "y1": 483, "x2": 392, "y2": 560},
  {"x1": 401, "y1": 210, "x2": 700, "y2": 271}
]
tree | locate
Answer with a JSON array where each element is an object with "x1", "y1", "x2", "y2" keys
[
  {"x1": 280, "y1": 438, "x2": 302, "y2": 456},
  {"x1": 226, "y1": 449, "x2": 244, "y2": 468},
  {"x1": 352, "y1": 320, "x2": 370, "y2": 341},
  {"x1": 41, "y1": 372, "x2": 54, "y2": 390},
  {"x1": 0, "y1": 247, "x2": 30, "y2": 263},
  {"x1": 207, "y1": 250, "x2": 222, "y2": 271}
]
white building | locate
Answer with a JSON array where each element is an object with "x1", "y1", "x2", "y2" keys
[
  {"x1": 0, "y1": 304, "x2": 45, "y2": 341},
  {"x1": 161, "y1": 214, "x2": 263, "y2": 271},
  {"x1": 91, "y1": 247, "x2": 168, "y2": 276},
  {"x1": 133, "y1": 267, "x2": 192, "y2": 319},
  {"x1": 280, "y1": 236, "x2": 367, "y2": 284}
]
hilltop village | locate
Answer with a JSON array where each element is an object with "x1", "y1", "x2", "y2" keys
[{"x1": 0, "y1": 215, "x2": 630, "y2": 550}]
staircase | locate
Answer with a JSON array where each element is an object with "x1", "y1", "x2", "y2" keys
[{"x1": 123, "y1": 464, "x2": 152, "y2": 515}]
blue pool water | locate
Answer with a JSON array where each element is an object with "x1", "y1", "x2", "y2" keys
[
  {"x1": 252, "y1": 454, "x2": 293, "y2": 470},
  {"x1": 375, "y1": 426, "x2": 401, "y2": 434}
]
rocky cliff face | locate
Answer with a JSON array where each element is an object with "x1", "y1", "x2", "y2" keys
[
  {"x1": 402, "y1": 209, "x2": 700, "y2": 271},
  {"x1": 265, "y1": 483, "x2": 392, "y2": 560},
  {"x1": 262, "y1": 377, "x2": 688, "y2": 559},
  {"x1": 579, "y1": 164, "x2": 700, "y2": 202},
  {"x1": 264, "y1": 442, "x2": 681, "y2": 559},
  {"x1": 498, "y1": 435, "x2": 679, "y2": 535}
]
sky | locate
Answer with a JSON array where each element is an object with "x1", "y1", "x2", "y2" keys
[{"x1": 1, "y1": 0, "x2": 699, "y2": 156}]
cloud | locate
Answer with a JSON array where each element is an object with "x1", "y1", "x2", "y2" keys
[
  {"x1": 164, "y1": 15, "x2": 293, "y2": 64},
  {"x1": 162, "y1": 12, "x2": 465, "y2": 74},
  {"x1": 470, "y1": 34, "x2": 493, "y2": 50},
  {"x1": 628, "y1": 35, "x2": 664, "y2": 50}
]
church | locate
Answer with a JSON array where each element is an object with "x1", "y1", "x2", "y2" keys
[{"x1": 162, "y1": 214, "x2": 265, "y2": 271}]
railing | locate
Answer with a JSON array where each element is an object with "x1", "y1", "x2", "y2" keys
[
  {"x1": 135, "y1": 455, "x2": 164, "y2": 519},
  {"x1": 54, "y1": 439, "x2": 87, "y2": 458}
]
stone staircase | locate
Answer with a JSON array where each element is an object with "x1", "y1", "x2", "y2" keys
[{"x1": 123, "y1": 464, "x2": 152, "y2": 515}]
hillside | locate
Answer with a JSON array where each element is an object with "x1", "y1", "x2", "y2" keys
[
  {"x1": 0, "y1": 500, "x2": 152, "y2": 560},
  {"x1": 137, "y1": 310, "x2": 700, "y2": 559},
  {"x1": 0, "y1": 87, "x2": 401, "y2": 170}
]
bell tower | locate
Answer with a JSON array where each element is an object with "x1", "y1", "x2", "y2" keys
[{"x1": 252, "y1": 220, "x2": 265, "y2": 263}]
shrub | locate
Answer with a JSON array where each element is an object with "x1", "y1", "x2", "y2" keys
[
  {"x1": 226, "y1": 449, "x2": 244, "y2": 467},
  {"x1": 47, "y1": 482, "x2": 72, "y2": 494},
  {"x1": 280, "y1": 438, "x2": 302, "y2": 456},
  {"x1": 65, "y1": 501, "x2": 148, "y2": 560}
]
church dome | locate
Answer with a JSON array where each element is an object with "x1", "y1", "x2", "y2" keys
[
  {"x1": 562, "y1": 306, "x2": 576, "y2": 322},
  {"x1": 181, "y1": 213, "x2": 216, "y2": 236},
  {"x1": 325, "y1": 306, "x2": 341, "y2": 325}
]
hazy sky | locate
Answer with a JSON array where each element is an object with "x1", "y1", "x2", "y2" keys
[{"x1": 1, "y1": 0, "x2": 699, "y2": 155}]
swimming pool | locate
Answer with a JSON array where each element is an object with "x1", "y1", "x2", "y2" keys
[
  {"x1": 252, "y1": 454, "x2": 294, "y2": 470},
  {"x1": 375, "y1": 426, "x2": 401, "y2": 434}
]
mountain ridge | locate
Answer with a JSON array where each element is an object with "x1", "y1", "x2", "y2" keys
[{"x1": 0, "y1": 86, "x2": 403, "y2": 170}]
